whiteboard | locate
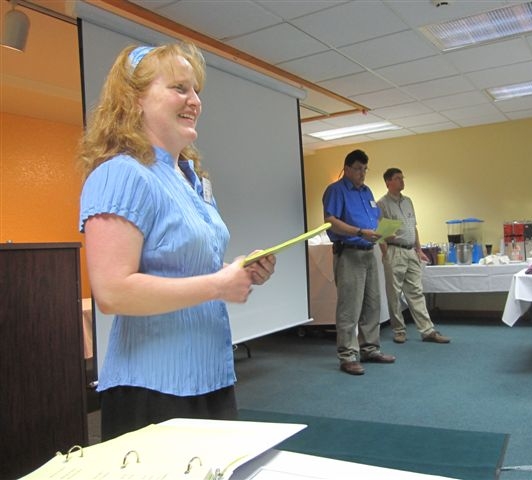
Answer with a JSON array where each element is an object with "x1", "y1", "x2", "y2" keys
[{"x1": 76, "y1": 4, "x2": 310, "y2": 376}]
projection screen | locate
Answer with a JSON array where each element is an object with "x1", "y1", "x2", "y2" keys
[{"x1": 75, "y1": 4, "x2": 311, "y2": 376}]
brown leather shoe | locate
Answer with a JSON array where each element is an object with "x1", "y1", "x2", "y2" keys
[
  {"x1": 393, "y1": 331, "x2": 407, "y2": 344},
  {"x1": 340, "y1": 361, "x2": 365, "y2": 375},
  {"x1": 361, "y1": 352, "x2": 396, "y2": 363},
  {"x1": 422, "y1": 331, "x2": 451, "y2": 343}
]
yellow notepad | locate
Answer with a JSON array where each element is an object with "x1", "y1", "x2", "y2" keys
[
  {"x1": 376, "y1": 218, "x2": 403, "y2": 243},
  {"x1": 243, "y1": 222, "x2": 331, "y2": 266}
]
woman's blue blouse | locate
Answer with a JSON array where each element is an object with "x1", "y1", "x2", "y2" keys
[{"x1": 79, "y1": 147, "x2": 234, "y2": 396}]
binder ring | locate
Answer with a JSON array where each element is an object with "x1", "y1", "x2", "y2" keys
[
  {"x1": 56, "y1": 445, "x2": 83, "y2": 463},
  {"x1": 184, "y1": 456, "x2": 202, "y2": 474},
  {"x1": 121, "y1": 450, "x2": 140, "y2": 469}
]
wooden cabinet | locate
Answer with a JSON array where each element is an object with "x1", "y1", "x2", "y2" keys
[{"x1": 0, "y1": 243, "x2": 88, "y2": 479}]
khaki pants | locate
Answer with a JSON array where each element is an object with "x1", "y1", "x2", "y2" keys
[
  {"x1": 383, "y1": 246, "x2": 434, "y2": 336},
  {"x1": 334, "y1": 248, "x2": 381, "y2": 362}
]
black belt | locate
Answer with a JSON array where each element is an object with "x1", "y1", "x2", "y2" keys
[
  {"x1": 388, "y1": 243, "x2": 414, "y2": 250},
  {"x1": 333, "y1": 241, "x2": 373, "y2": 254}
]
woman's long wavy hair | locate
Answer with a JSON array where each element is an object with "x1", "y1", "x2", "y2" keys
[{"x1": 78, "y1": 42, "x2": 207, "y2": 181}]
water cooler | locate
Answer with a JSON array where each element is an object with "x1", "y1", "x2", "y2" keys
[
  {"x1": 445, "y1": 220, "x2": 462, "y2": 264},
  {"x1": 446, "y1": 219, "x2": 464, "y2": 244},
  {"x1": 446, "y1": 218, "x2": 484, "y2": 264},
  {"x1": 462, "y1": 218, "x2": 484, "y2": 263}
]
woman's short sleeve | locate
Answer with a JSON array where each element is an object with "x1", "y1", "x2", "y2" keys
[{"x1": 79, "y1": 156, "x2": 155, "y2": 236}]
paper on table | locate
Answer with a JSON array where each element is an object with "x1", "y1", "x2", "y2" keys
[
  {"x1": 243, "y1": 223, "x2": 331, "y2": 267},
  {"x1": 376, "y1": 218, "x2": 403, "y2": 243},
  {"x1": 250, "y1": 469, "x2": 320, "y2": 479},
  {"x1": 21, "y1": 418, "x2": 307, "y2": 480}
]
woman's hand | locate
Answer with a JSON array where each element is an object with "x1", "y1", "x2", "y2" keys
[
  {"x1": 245, "y1": 253, "x2": 276, "y2": 285},
  {"x1": 85, "y1": 214, "x2": 258, "y2": 313},
  {"x1": 216, "y1": 257, "x2": 255, "y2": 303}
]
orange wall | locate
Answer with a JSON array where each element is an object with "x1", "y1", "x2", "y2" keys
[{"x1": 0, "y1": 112, "x2": 90, "y2": 298}]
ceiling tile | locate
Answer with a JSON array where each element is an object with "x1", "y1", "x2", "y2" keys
[
  {"x1": 375, "y1": 55, "x2": 458, "y2": 86},
  {"x1": 300, "y1": 119, "x2": 340, "y2": 135},
  {"x1": 277, "y1": 50, "x2": 364, "y2": 83},
  {"x1": 402, "y1": 75, "x2": 475, "y2": 100},
  {"x1": 423, "y1": 91, "x2": 489, "y2": 111},
  {"x1": 339, "y1": 30, "x2": 437, "y2": 70},
  {"x1": 324, "y1": 134, "x2": 374, "y2": 147},
  {"x1": 441, "y1": 103, "x2": 504, "y2": 121},
  {"x1": 302, "y1": 89, "x2": 359, "y2": 115},
  {"x1": 384, "y1": 0, "x2": 509, "y2": 29},
  {"x1": 5, "y1": 0, "x2": 532, "y2": 155},
  {"x1": 367, "y1": 128, "x2": 412, "y2": 140},
  {"x1": 444, "y1": 38, "x2": 532, "y2": 73},
  {"x1": 300, "y1": 108, "x2": 319, "y2": 120},
  {"x1": 301, "y1": 135, "x2": 322, "y2": 145},
  {"x1": 372, "y1": 102, "x2": 433, "y2": 120},
  {"x1": 154, "y1": 0, "x2": 282, "y2": 39},
  {"x1": 493, "y1": 95, "x2": 532, "y2": 113},
  {"x1": 466, "y1": 61, "x2": 532, "y2": 90},
  {"x1": 226, "y1": 23, "x2": 327, "y2": 64},
  {"x1": 319, "y1": 71, "x2": 392, "y2": 97},
  {"x1": 255, "y1": 1, "x2": 346, "y2": 20},
  {"x1": 323, "y1": 112, "x2": 386, "y2": 128},
  {"x1": 506, "y1": 109, "x2": 532, "y2": 120},
  {"x1": 409, "y1": 121, "x2": 459, "y2": 134},
  {"x1": 394, "y1": 112, "x2": 449, "y2": 128},
  {"x1": 454, "y1": 113, "x2": 507, "y2": 127},
  {"x1": 291, "y1": 1, "x2": 408, "y2": 48},
  {"x1": 349, "y1": 88, "x2": 415, "y2": 109}
]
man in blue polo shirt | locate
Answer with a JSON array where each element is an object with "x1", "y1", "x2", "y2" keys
[{"x1": 323, "y1": 149, "x2": 396, "y2": 376}]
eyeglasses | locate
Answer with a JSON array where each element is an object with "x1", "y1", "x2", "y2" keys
[{"x1": 348, "y1": 165, "x2": 369, "y2": 173}]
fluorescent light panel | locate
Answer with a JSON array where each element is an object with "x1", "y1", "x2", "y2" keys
[
  {"x1": 420, "y1": 2, "x2": 532, "y2": 51},
  {"x1": 486, "y1": 81, "x2": 532, "y2": 101},
  {"x1": 308, "y1": 122, "x2": 401, "y2": 141}
]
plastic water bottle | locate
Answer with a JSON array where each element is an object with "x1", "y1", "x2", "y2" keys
[
  {"x1": 472, "y1": 243, "x2": 483, "y2": 263},
  {"x1": 447, "y1": 244, "x2": 457, "y2": 264}
]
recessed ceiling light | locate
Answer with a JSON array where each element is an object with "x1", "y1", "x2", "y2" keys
[
  {"x1": 308, "y1": 122, "x2": 401, "y2": 141},
  {"x1": 420, "y1": 2, "x2": 532, "y2": 51},
  {"x1": 486, "y1": 81, "x2": 532, "y2": 101}
]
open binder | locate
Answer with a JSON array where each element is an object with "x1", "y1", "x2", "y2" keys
[{"x1": 20, "y1": 418, "x2": 306, "y2": 480}]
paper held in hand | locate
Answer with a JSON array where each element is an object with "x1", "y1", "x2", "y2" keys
[
  {"x1": 376, "y1": 218, "x2": 403, "y2": 243},
  {"x1": 243, "y1": 222, "x2": 331, "y2": 267}
]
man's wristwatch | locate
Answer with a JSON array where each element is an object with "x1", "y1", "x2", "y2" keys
[{"x1": 356, "y1": 228, "x2": 363, "y2": 236}]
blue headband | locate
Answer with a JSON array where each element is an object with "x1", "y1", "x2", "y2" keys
[{"x1": 129, "y1": 46, "x2": 156, "y2": 71}]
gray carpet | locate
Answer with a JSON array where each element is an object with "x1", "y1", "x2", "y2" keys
[
  {"x1": 233, "y1": 319, "x2": 532, "y2": 480},
  {"x1": 238, "y1": 408, "x2": 509, "y2": 480},
  {"x1": 87, "y1": 318, "x2": 532, "y2": 479}
]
